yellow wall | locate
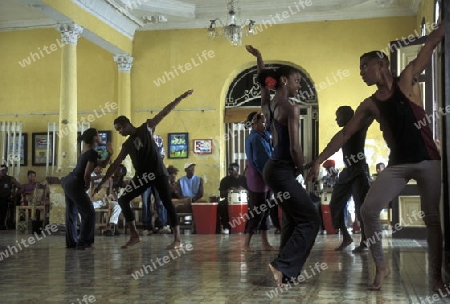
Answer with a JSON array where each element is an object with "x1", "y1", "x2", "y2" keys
[
  {"x1": 1, "y1": 16, "x2": 420, "y2": 196},
  {"x1": 0, "y1": 28, "x2": 117, "y2": 183}
]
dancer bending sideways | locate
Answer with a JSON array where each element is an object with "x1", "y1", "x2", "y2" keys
[
  {"x1": 95, "y1": 89, "x2": 194, "y2": 249},
  {"x1": 256, "y1": 64, "x2": 321, "y2": 286},
  {"x1": 307, "y1": 23, "x2": 445, "y2": 291},
  {"x1": 64, "y1": 128, "x2": 113, "y2": 250}
]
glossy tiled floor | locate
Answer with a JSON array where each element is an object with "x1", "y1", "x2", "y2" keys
[{"x1": 1, "y1": 229, "x2": 450, "y2": 304}]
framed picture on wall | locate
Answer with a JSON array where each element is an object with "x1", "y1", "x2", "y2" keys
[
  {"x1": 32, "y1": 133, "x2": 55, "y2": 166},
  {"x1": 4, "y1": 133, "x2": 27, "y2": 166},
  {"x1": 168, "y1": 133, "x2": 188, "y2": 159},
  {"x1": 96, "y1": 131, "x2": 111, "y2": 160},
  {"x1": 193, "y1": 139, "x2": 213, "y2": 154}
]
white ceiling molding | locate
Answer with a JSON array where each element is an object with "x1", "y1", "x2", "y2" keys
[
  {"x1": 118, "y1": 0, "x2": 196, "y2": 19},
  {"x1": 73, "y1": 0, "x2": 140, "y2": 39}
]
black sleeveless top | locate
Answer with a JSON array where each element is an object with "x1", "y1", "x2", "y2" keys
[
  {"x1": 372, "y1": 79, "x2": 440, "y2": 166},
  {"x1": 268, "y1": 99, "x2": 292, "y2": 161},
  {"x1": 342, "y1": 126, "x2": 368, "y2": 167},
  {"x1": 122, "y1": 123, "x2": 168, "y2": 176},
  {"x1": 72, "y1": 149, "x2": 98, "y2": 180}
]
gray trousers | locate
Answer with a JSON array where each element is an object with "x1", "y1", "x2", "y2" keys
[{"x1": 361, "y1": 160, "x2": 442, "y2": 278}]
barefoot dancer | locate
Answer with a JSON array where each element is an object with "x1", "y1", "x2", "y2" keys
[
  {"x1": 64, "y1": 128, "x2": 112, "y2": 250},
  {"x1": 252, "y1": 56, "x2": 321, "y2": 285},
  {"x1": 307, "y1": 23, "x2": 445, "y2": 291},
  {"x1": 95, "y1": 89, "x2": 193, "y2": 249}
]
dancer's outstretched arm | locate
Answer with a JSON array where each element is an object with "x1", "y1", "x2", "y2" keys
[
  {"x1": 245, "y1": 45, "x2": 270, "y2": 114},
  {"x1": 147, "y1": 89, "x2": 194, "y2": 130}
]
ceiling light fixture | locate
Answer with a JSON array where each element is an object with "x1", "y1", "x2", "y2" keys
[{"x1": 207, "y1": 0, "x2": 256, "y2": 46}]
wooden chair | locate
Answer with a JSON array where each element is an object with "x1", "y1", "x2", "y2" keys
[
  {"x1": 173, "y1": 198, "x2": 199, "y2": 234},
  {"x1": 16, "y1": 183, "x2": 48, "y2": 232}
]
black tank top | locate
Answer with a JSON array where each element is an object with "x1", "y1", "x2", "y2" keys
[
  {"x1": 342, "y1": 126, "x2": 368, "y2": 167},
  {"x1": 268, "y1": 99, "x2": 292, "y2": 161},
  {"x1": 372, "y1": 79, "x2": 440, "y2": 165}
]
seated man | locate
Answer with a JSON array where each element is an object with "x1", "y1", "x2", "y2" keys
[
  {"x1": 168, "y1": 165, "x2": 191, "y2": 213},
  {"x1": 0, "y1": 164, "x2": 23, "y2": 229},
  {"x1": 89, "y1": 165, "x2": 125, "y2": 236},
  {"x1": 177, "y1": 163, "x2": 204, "y2": 203},
  {"x1": 218, "y1": 163, "x2": 247, "y2": 234}
]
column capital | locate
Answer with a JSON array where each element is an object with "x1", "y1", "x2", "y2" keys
[
  {"x1": 57, "y1": 23, "x2": 83, "y2": 45},
  {"x1": 114, "y1": 54, "x2": 134, "y2": 72}
]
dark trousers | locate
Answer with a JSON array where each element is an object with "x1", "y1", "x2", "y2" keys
[
  {"x1": 63, "y1": 174, "x2": 95, "y2": 248},
  {"x1": 141, "y1": 187, "x2": 154, "y2": 230},
  {"x1": 245, "y1": 190, "x2": 270, "y2": 233},
  {"x1": 119, "y1": 174, "x2": 179, "y2": 227},
  {"x1": 329, "y1": 168, "x2": 370, "y2": 246},
  {"x1": 217, "y1": 201, "x2": 230, "y2": 230},
  {"x1": 263, "y1": 159, "x2": 321, "y2": 280},
  {"x1": 269, "y1": 195, "x2": 281, "y2": 230},
  {"x1": 0, "y1": 197, "x2": 8, "y2": 228}
]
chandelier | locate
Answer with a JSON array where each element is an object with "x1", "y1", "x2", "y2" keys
[{"x1": 207, "y1": 0, "x2": 256, "y2": 46}]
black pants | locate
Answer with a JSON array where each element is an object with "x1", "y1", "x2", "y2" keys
[
  {"x1": 269, "y1": 194, "x2": 281, "y2": 231},
  {"x1": 0, "y1": 197, "x2": 9, "y2": 228},
  {"x1": 245, "y1": 190, "x2": 270, "y2": 233},
  {"x1": 62, "y1": 174, "x2": 95, "y2": 248},
  {"x1": 119, "y1": 174, "x2": 179, "y2": 227},
  {"x1": 217, "y1": 201, "x2": 230, "y2": 230},
  {"x1": 329, "y1": 167, "x2": 370, "y2": 246},
  {"x1": 263, "y1": 159, "x2": 321, "y2": 280}
]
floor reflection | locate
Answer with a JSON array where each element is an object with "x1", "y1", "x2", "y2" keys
[{"x1": 0, "y1": 231, "x2": 449, "y2": 303}]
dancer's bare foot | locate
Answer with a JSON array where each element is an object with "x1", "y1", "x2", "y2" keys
[
  {"x1": 261, "y1": 245, "x2": 278, "y2": 251},
  {"x1": 166, "y1": 241, "x2": 183, "y2": 250},
  {"x1": 242, "y1": 245, "x2": 254, "y2": 252},
  {"x1": 368, "y1": 267, "x2": 390, "y2": 291},
  {"x1": 121, "y1": 237, "x2": 141, "y2": 249},
  {"x1": 268, "y1": 263, "x2": 284, "y2": 287}
]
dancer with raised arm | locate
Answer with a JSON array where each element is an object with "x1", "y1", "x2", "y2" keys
[
  {"x1": 307, "y1": 23, "x2": 445, "y2": 291},
  {"x1": 249, "y1": 50, "x2": 320, "y2": 286},
  {"x1": 96, "y1": 89, "x2": 194, "y2": 249}
]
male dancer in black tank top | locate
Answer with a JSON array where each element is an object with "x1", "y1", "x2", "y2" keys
[
  {"x1": 95, "y1": 89, "x2": 193, "y2": 250},
  {"x1": 307, "y1": 23, "x2": 445, "y2": 291},
  {"x1": 329, "y1": 106, "x2": 371, "y2": 253}
]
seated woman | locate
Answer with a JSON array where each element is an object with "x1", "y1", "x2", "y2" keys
[{"x1": 22, "y1": 170, "x2": 49, "y2": 206}]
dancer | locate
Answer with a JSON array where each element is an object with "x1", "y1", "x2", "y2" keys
[
  {"x1": 95, "y1": 89, "x2": 193, "y2": 249},
  {"x1": 257, "y1": 65, "x2": 321, "y2": 286},
  {"x1": 63, "y1": 128, "x2": 112, "y2": 250},
  {"x1": 307, "y1": 23, "x2": 444, "y2": 291},
  {"x1": 243, "y1": 111, "x2": 277, "y2": 251},
  {"x1": 245, "y1": 45, "x2": 281, "y2": 234},
  {"x1": 329, "y1": 106, "x2": 371, "y2": 253}
]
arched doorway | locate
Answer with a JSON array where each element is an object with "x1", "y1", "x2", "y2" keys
[{"x1": 224, "y1": 63, "x2": 319, "y2": 174}]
